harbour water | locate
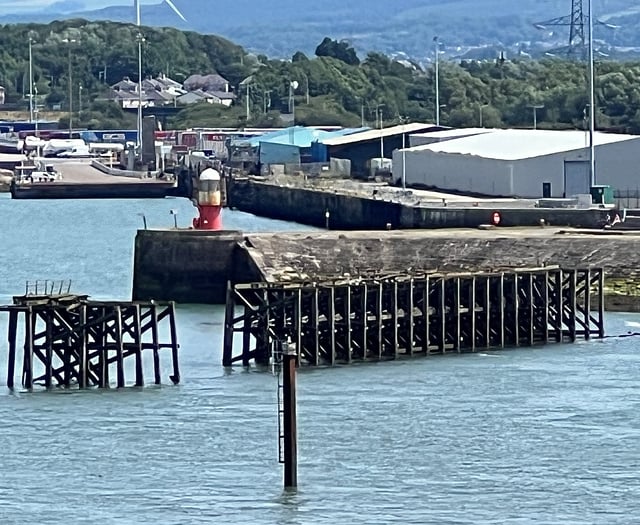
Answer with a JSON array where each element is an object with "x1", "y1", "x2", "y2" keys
[{"x1": 0, "y1": 193, "x2": 639, "y2": 524}]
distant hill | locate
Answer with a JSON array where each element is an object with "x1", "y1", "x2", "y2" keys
[{"x1": 1, "y1": 0, "x2": 639, "y2": 58}]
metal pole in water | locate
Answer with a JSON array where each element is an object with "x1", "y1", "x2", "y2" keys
[{"x1": 282, "y1": 341, "x2": 298, "y2": 488}]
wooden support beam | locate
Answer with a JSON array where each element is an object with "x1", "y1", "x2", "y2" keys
[
  {"x1": 115, "y1": 306, "x2": 125, "y2": 388},
  {"x1": 45, "y1": 309, "x2": 53, "y2": 389},
  {"x1": 169, "y1": 302, "x2": 180, "y2": 384},
  {"x1": 222, "y1": 282, "x2": 235, "y2": 367},
  {"x1": 7, "y1": 310, "x2": 18, "y2": 389},
  {"x1": 151, "y1": 305, "x2": 161, "y2": 385},
  {"x1": 346, "y1": 284, "x2": 352, "y2": 363},
  {"x1": 134, "y1": 304, "x2": 144, "y2": 387},
  {"x1": 79, "y1": 304, "x2": 88, "y2": 389},
  {"x1": 392, "y1": 280, "x2": 399, "y2": 358}
]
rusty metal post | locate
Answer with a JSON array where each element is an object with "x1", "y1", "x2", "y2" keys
[{"x1": 282, "y1": 341, "x2": 298, "y2": 489}]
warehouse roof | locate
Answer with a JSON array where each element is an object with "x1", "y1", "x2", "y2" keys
[
  {"x1": 406, "y1": 129, "x2": 640, "y2": 160},
  {"x1": 320, "y1": 123, "x2": 437, "y2": 146},
  {"x1": 249, "y1": 126, "x2": 367, "y2": 148},
  {"x1": 411, "y1": 128, "x2": 494, "y2": 140}
]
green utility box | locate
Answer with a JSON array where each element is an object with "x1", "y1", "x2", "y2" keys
[{"x1": 590, "y1": 185, "x2": 615, "y2": 205}]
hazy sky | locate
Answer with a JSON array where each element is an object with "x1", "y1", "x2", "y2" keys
[{"x1": 0, "y1": 0, "x2": 159, "y2": 13}]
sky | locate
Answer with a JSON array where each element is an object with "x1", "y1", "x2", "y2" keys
[{"x1": 0, "y1": 0, "x2": 159, "y2": 13}]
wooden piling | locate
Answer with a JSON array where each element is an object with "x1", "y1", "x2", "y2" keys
[
  {"x1": 7, "y1": 311, "x2": 18, "y2": 389},
  {"x1": 169, "y1": 302, "x2": 180, "y2": 385},
  {"x1": 223, "y1": 267, "x2": 606, "y2": 368}
]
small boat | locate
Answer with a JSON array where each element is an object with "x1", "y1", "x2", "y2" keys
[{"x1": 0, "y1": 131, "x2": 24, "y2": 154}]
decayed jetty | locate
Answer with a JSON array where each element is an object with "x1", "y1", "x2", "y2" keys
[
  {"x1": 222, "y1": 267, "x2": 604, "y2": 367},
  {"x1": 1, "y1": 282, "x2": 180, "y2": 390},
  {"x1": 134, "y1": 227, "x2": 640, "y2": 310}
]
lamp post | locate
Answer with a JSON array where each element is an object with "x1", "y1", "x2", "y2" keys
[
  {"x1": 479, "y1": 103, "x2": 489, "y2": 128},
  {"x1": 289, "y1": 81, "x2": 299, "y2": 124},
  {"x1": 245, "y1": 81, "x2": 251, "y2": 122},
  {"x1": 434, "y1": 36, "x2": 441, "y2": 126},
  {"x1": 28, "y1": 33, "x2": 35, "y2": 123},
  {"x1": 300, "y1": 71, "x2": 309, "y2": 104},
  {"x1": 62, "y1": 37, "x2": 77, "y2": 136},
  {"x1": 588, "y1": 0, "x2": 596, "y2": 186},
  {"x1": 528, "y1": 104, "x2": 544, "y2": 130},
  {"x1": 78, "y1": 83, "x2": 83, "y2": 114},
  {"x1": 376, "y1": 103, "x2": 385, "y2": 159},
  {"x1": 263, "y1": 89, "x2": 271, "y2": 114},
  {"x1": 136, "y1": 32, "x2": 145, "y2": 151},
  {"x1": 401, "y1": 122, "x2": 407, "y2": 190}
]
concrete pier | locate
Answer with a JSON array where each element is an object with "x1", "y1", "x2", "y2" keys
[
  {"x1": 227, "y1": 177, "x2": 613, "y2": 230},
  {"x1": 132, "y1": 228, "x2": 640, "y2": 309}
]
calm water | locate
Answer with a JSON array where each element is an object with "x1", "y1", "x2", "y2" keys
[{"x1": 0, "y1": 193, "x2": 639, "y2": 524}]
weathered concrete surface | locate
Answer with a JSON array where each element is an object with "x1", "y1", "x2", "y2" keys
[
  {"x1": 133, "y1": 227, "x2": 640, "y2": 307},
  {"x1": 133, "y1": 229, "x2": 245, "y2": 304},
  {"x1": 241, "y1": 229, "x2": 640, "y2": 283},
  {"x1": 228, "y1": 177, "x2": 612, "y2": 230}
]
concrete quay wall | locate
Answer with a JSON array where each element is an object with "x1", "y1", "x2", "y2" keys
[
  {"x1": 227, "y1": 178, "x2": 612, "y2": 230},
  {"x1": 132, "y1": 228, "x2": 640, "y2": 308},
  {"x1": 133, "y1": 229, "x2": 249, "y2": 304}
]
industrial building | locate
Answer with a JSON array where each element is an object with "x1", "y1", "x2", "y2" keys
[
  {"x1": 316, "y1": 123, "x2": 441, "y2": 178},
  {"x1": 393, "y1": 129, "x2": 640, "y2": 198}
]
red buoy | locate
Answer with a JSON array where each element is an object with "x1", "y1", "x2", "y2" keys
[{"x1": 192, "y1": 168, "x2": 223, "y2": 230}]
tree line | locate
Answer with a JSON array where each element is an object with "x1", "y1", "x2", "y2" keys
[{"x1": 1, "y1": 21, "x2": 639, "y2": 134}]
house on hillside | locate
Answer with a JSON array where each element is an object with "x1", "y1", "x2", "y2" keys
[
  {"x1": 177, "y1": 89, "x2": 236, "y2": 107},
  {"x1": 183, "y1": 73, "x2": 231, "y2": 93},
  {"x1": 110, "y1": 74, "x2": 185, "y2": 108}
]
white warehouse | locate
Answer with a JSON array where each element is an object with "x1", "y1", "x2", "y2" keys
[{"x1": 393, "y1": 129, "x2": 640, "y2": 198}]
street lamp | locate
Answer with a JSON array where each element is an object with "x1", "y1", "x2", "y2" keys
[
  {"x1": 78, "y1": 83, "x2": 83, "y2": 114},
  {"x1": 28, "y1": 33, "x2": 35, "y2": 123},
  {"x1": 245, "y1": 80, "x2": 251, "y2": 122},
  {"x1": 62, "y1": 37, "x2": 77, "y2": 136},
  {"x1": 479, "y1": 103, "x2": 489, "y2": 128},
  {"x1": 299, "y1": 71, "x2": 309, "y2": 104},
  {"x1": 527, "y1": 104, "x2": 544, "y2": 130},
  {"x1": 376, "y1": 103, "x2": 385, "y2": 159},
  {"x1": 289, "y1": 80, "x2": 299, "y2": 124},
  {"x1": 588, "y1": 0, "x2": 596, "y2": 186},
  {"x1": 263, "y1": 89, "x2": 272, "y2": 114},
  {"x1": 434, "y1": 36, "x2": 441, "y2": 126},
  {"x1": 136, "y1": 32, "x2": 146, "y2": 150}
]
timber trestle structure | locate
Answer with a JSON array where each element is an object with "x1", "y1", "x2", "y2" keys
[
  {"x1": 1, "y1": 287, "x2": 180, "y2": 390},
  {"x1": 223, "y1": 267, "x2": 605, "y2": 367}
]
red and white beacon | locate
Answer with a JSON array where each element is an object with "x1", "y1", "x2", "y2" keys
[{"x1": 192, "y1": 167, "x2": 223, "y2": 230}]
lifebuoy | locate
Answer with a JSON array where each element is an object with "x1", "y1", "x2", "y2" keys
[{"x1": 491, "y1": 211, "x2": 502, "y2": 226}]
